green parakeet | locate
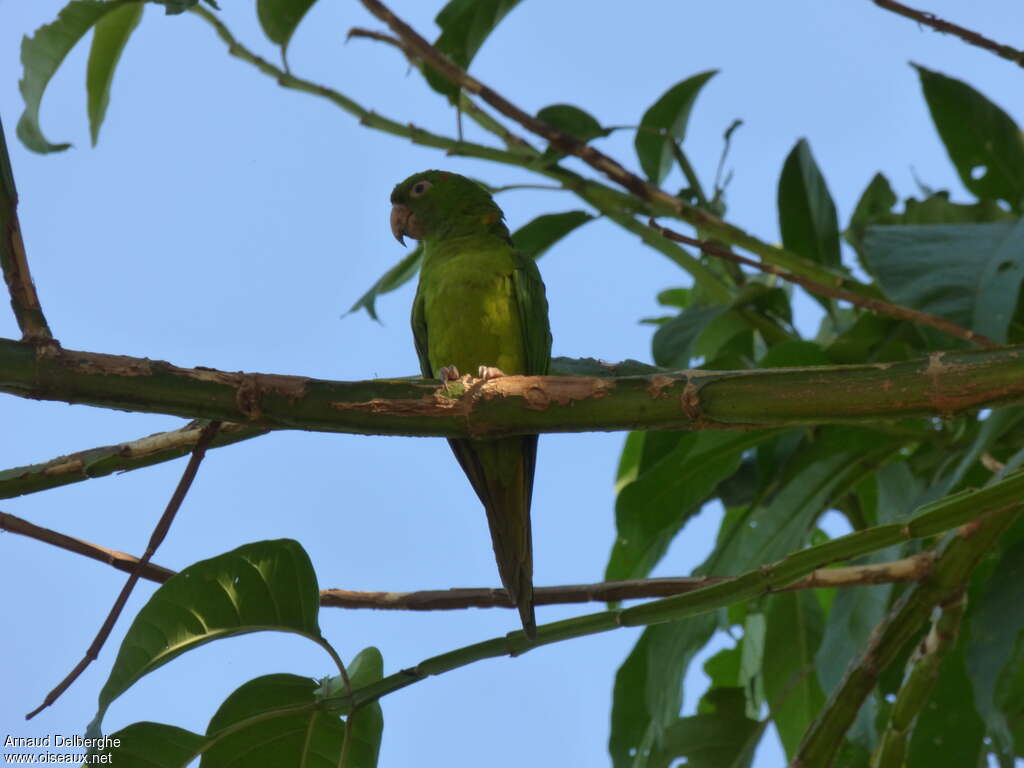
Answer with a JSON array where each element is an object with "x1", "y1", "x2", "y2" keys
[{"x1": 390, "y1": 170, "x2": 552, "y2": 638}]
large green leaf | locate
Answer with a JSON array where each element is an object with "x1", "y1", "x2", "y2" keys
[
  {"x1": 90, "y1": 539, "x2": 322, "y2": 734},
  {"x1": 634, "y1": 71, "x2": 718, "y2": 186},
  {"x1": 86, "y1": 1, "x2": 143, "y2": 146},
  {"x1": 966, "y1": 535, "x2": 1024, "y2": 753},
  {"x1": 99, "y1": 723, "x2": 206, "y2": 767},
  {"x1": 347, "y1": 245, "x2": 423, "y2": 322},
  {"x1": 778, "y1": 138, "x2": 840, "y2": 268},
  {"x1": 651, "y1": 304, "x2": 729, "y2": 368},
  {"x1": 647, "y1": 689, "x2": 762, "y2": 768},
  {"x1": 763, "y1": 591, "x2": 826, "y2": 758},
  {"x1": 536, "y1": 104, "x2": 609, "y2": 144},
  {"x1": 18, "y1": 0, "x2": 135, "y2": 153},
  {"x1": 606, "y1": 431, "x2": 773, "y2": 583},
  {"x1": 257, "y1": 0, "x2": 317, "y2": 54},
  {"x1": 915, "y1": 65, "x2": 1024, "y2": 210},
  {"x1": 424, "y1": 0, "x2": 523, "y2": 102},
  {"x1": 863, "y1": 218, "x2": 1024, "y2": 344},
  {"x1": 609, "y1": 616, "x2": 717, "y2": 768},
  {"x1": 511, "y1": 210, "x2": 593, "y2": 260}
]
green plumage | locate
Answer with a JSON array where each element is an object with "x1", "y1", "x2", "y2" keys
[{"x1": 390, "y1": 170, "x2": 551, "y2": 637}]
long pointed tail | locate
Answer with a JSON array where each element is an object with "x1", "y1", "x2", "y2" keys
[{"x1": 447, "y1": 436, "x2": 537, "y2": 638}]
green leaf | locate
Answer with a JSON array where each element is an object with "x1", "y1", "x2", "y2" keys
[
  {"x1": 18, "y1": 0, "x2": 135, "y2": 153},
  {"x1": 347, "y1": 245, "x2": 423, "y2": 322},
  {"x1": 536, "y1": 104, "x2": 609, "y2": 144},
  {"x1": 344, "y1": 647, "x2": 385, "y2": 768},
  {"x1": 609, "y1": 616, "x2": 717, "y2": 768},
  {"x1": 634, "y1": 70, "x2": 718, "y2": 186},
  {"x1": 763, "y1": 591, "x2": 826, "y2": 758},
  {"x1": 257, "y1": 0, "x2": 317, "y2": 53},
  {"x1": 90, "y1": 539, "x2": 322, "y2": 734},
  {"x1": 424, "y1": 0, "x2": 523, "y2": 102},
  {"x1": 908, "y1": 641, "x2": 986, "y2": 767},
  {"x1": 511, "y1": 210, "x2": 593, "y2": 260},
  {"x1": 863, "y1": 218, "x2": 1024, "y2": 344},
  {"x1": 845, "y1": 172, "x2": 897, "y2": 263},
  {"x1": 651, "y1": 304, "x2": 729, "y2": 368},
  {"x1": 605, "y1": 431, "x2": 772, "y2": 582},
  {"x1": 914, "y1": 65, "x2": 1024, "y2": 210},
  {"x1": 647, "y1": 690, "x2": 762, "y2": 768},
  {"x1": 778, "y1": 138, "x2": 840, "y2": 268},
  {"x1": 153, "y1": 0, "x2": 217, "y2": 13},
  {"x1": 99, "y1": 722, "x2": 205, "y2": 766},
  {"x1": 966, "y1": 535, "x2": 1024, "y2": 753},
  {"x1": 739, "y1": 611, "x2": 766, "y2": 719},
  {"x1": 86, "y1": 1, "x2": 143, "y2": 146}
]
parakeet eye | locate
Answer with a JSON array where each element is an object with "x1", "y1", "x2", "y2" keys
[{"x1": 410, "y1": 180, "x2": 432, "y2": 198}]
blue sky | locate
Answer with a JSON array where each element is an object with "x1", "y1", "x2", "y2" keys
[{"x1": 0, "y1": 1, "x2": 1020, "y2": 765}]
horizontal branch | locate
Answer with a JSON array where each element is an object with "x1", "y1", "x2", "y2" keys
[
  {"x1": 1, "y1": 338, "x2": 1021, "y2": 438},
  {"x1": 1, "y1": 508, "x2": 931, "y2": 610},
  {"x1": 0, "y1": 420, "x2": 266, "y2": 499}
]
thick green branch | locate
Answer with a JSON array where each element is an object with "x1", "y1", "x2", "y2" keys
[{"x1": 2, "y1": 339, "x2": 1023, "y2": 437}]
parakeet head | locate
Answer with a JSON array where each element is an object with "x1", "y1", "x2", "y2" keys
[{"x1": 390, "y1": 170, "x2": 508, "y2": 245}]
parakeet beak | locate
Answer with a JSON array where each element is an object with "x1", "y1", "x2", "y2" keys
[{"x1": 390, "y1": 204, "x2": 412, "y2": 246}]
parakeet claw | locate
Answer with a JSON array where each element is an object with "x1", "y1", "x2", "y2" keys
[
  {"x1": 477, "y1": 366, "x2": 507, "y2": 380},
  {"x1": 438, "y1": 365, "x2": 461, "y2": 393}
]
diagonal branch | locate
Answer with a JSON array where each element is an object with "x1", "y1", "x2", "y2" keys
[
  {"x1": 0, "y1": 507, "x2": 932, "y2": 609},
  {"x1": 0, "y1": 115, "x2": 53, "y2": 343},
  {"x1": 25, "y1": 421, "x2": 221, "y2": 719},
  {"x1": 2, "y1": 339, "x2": 1023, "y2": 437},
  {"x1": 0, "y1": 420, "x2": 266, "y2": 500},
  {"x1": 873, "y1": 0, "x2": 1024, "y2": 68},
  {"x1": 648, "y1": 219, "x2": 997, "y2": 348}
]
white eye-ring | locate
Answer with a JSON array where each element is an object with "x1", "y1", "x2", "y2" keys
[{"x1": 410, "y1": 180, "x2": 432, "y2": 198}]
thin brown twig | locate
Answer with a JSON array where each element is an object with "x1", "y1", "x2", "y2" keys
[
  {"x1": 0, "y1": 116, "x2": 53, "y2": 343},
  {"x1": 873, "y1": 0, "x2": 1024, "y2": 68},
  {"x1": 25, "y1": 421, "x2": 222, "y2": 720},
  {"x1": 648, "y1": 218, "x2": 998, "y2": 349},
  {"x1": 1, "y1": 508, "x2": 931, "y2": 609}
]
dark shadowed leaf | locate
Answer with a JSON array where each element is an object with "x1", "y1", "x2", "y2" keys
[
  {"x1": 609, "y1": 616, "x2": 717, "y2": 768},
  {"x1": 606, "y1": 431, "x2": 773, "y2": 582},
  {"x1": 863, "y1": 218, "x2": 1024, "y2": 344},
  {"x1": 86, "y1": 1, "x2": 143, "y2": 146},
  {"x1": 778, "y1": 138, "x2": 840, "y2": 268},
  {"x1": 17, "y1": 0, "x2": 135, "y2": 153},
  {"x1": 90, "y1": 539, "x2": 321, "y2": 735},
  {"x1": 347, "y1": 245, "x2": 423, "y2": 322},
  {"x1": 634, "y1": 70, "x2": 718, "y2": 186},
  {"x1": 257, "y1": 0, "x2": 318, "y2": 53},
  {"x1": 153, "y1": 0, "x2": 218, "y2": 13},
  {"x1": 845, "y1": 172, "x2": 897, "y2": 263},
  {"x1": 651, "y1": 304, "x2": 729, "y2": 368},
  {"x1": 424, "y1": 0, "x2": 523, "y2": 102},
  {"x1": 536, "y1": 104, "x2": 609, "y2": 144},
  {"x1": 511, "y1": 210, "x2": 593, "y2": 260},
  {"x1": 764, "y1": 591, "x2": 826, "y2": 758},
  {"x1": 648, "y1": 688, "x2": 762, "y2": 768},
  {"x1": 915, "y1": 65, "x2": 1024, "y2": 210},
  {"x1": 98, "y1": 723, "x2": 205, "y2": 766}
]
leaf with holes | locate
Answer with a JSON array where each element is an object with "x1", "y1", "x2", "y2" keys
[{"x1": 88, "y1": 539, "x2": 322, "y2": 736}]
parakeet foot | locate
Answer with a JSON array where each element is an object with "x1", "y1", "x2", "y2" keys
[
  {"x1": 438, "y1": 365, "x2": 461, "y2": 394},
  {"x1": 477, "y1": 366, "x2": 507, "y2": 380}
]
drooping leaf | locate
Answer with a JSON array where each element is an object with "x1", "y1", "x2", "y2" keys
[
  {"x1": 908, "y1": 641, "x2": 986, "y2": 767},
  {"x1": 511, "y1": 210, "x2": 593, "y2": 260},
  {"x1": 651, "y1": 304, "x2": 729, "y2": 368},
  {"x1": 915, "y1": 65, "x2": 1024, "y2": 210},
  {"x1": 863, "y1": 218, "x2": 1024, "y2": 344},
  {"x1": 257, "y1": 0, "x2": 317, "y2": 53},
  {"x1": 606, "y1": 431, "x2": 773, "y2": 582},
  {"x1": 609, "y1": 616, "x2": 717, "y2": 768},
  {"x1": 98, "y1": 722, "x2": 206, "y2": 766},
  {"x1": 90, "y1": 539, "x2": 322, "y2": 734},
  {"x1": 966, "y1": 535, "x2": 1024, "y2": 753},
  {"x1": 763, "y1": 591, "x2": 826, "y2": 758},
  {"x1": 424, "y1": 0, "x2": 523, "y2": 102},
  {"x1": 634, "y1": 70, "x2": 718, "y2": 186},
  {"x1": 347, "y1": 245, "x2": 423, "y2": 322},
  {"x1": 536, "y1": 104, "x2": 609, "y2": 144},
  {"x1": 86, "y1": 1, "x2": 143, "y2": 146},
  {"x1": 647, "y1": 704, "x2": 762, "y2": 768},
  {"x1": 739, "y1": 612, "x2": 766, "y2": 719},
  {"x1": 778, "y1": 138, "x2": 840, "y2": 268},
  {"x1": 18, "y1": 0, "x2": 136, "y2": 153}
]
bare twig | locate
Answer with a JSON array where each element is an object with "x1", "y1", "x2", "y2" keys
[
  {"x1": 2, "y1": 510, "x2": 931, "y2": 609},
  {"x1": 648, "y1": 218, "x2": 998, "y2": 349},
  {"x1": 873, "y1": 0, "x2": 1024, "y2": 68},
  {"x1": 25, "y1": 421, "x2": 222, "y2": 719},
  {"x1": 0, "y1": 115, "x2": 53, "y2": 343}
]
